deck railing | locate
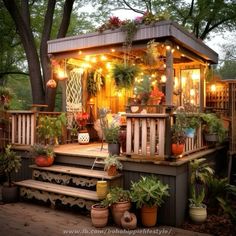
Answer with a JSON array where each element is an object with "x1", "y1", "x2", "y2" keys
[
  {"x1": 183, "y1": 123, "x2": 207, "y2": 155},
  {"x1": 126, "y1": 113, "x2": 169, "y2": 158},
  {"x1": 9, "y1": 111, "x2": 36, "y2": 146},
  {"x1": 8, "y1": 111, "x2": 63, "y2": 146}
]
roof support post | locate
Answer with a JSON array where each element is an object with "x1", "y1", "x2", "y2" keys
[{"x1": 165, "y1": 42, "x2": 174, "y2": 106}]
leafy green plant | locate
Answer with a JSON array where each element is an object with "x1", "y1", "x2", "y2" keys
[
  {"x1": 200, "y1": 113, "x2": 227, "y2": 142},
  {"x1": 189, "y1": 187, "x2": 205, "y2": 208},
  {"x1": 101, "y1": 186, "x2": 130, "y2": 207},
  {"x1": 187, "y1": 115, "x2": 201, "y2": 129},
  {"x1": 121, "y1": 20, "x2": 138, "y2": 47},
  {"x1": 103, "y1": 125, "x2": 120, "y2": 144},
  {"x1": 134, "y1": 75, "x2": 152, "y2": 105},
  {"x1": 205, "y1": 175, "x2": 236, "y2": 208},
  {"x1": 171, "y1": 111, "x2": 187, "y2": 144},
  {"x1": 104, "y1": 155, "x2": 123, "y2": 171},
  {"x1": 37, "y1": 113, "x2": 67, "y2": 145},
  {"x1": 0, "y1": 145, "x2": 21, "y2": 187},
  {"x1": 130, "y1": 175, "x2": 169, "y2": 208},
  {"x1": 189, "y1": 158, "x2": 214, "y2": 207},
  {"x1": 31, "y1": 144, "x2": 54, "y2": 157},
  {"x1": 112, "y1": 62, "x2": 140, "y2": 89}
]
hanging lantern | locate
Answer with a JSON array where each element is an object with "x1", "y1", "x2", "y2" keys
[
  {"x1": 57, "y1": 69, "x2": 67, "y2": 80},
  {"x1": 46, "y1": 79, "x2": 57, "y2": 88}
]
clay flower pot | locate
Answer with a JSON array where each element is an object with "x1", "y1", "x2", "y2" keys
[
  {"x1": 171, "y1": 143, "x2": 185, "y2": 156},
  {"x1": 111, "y1": 201, "x2": 131, "y2": 226},
  {"x1": 189, "y1": 204, "x2": 207, "y2": 224},
  {"x1": 35, "y1": 155, "x2": 54, "y2": 167},
  {"x1": 91, "y1": 204, "x2": 109, "y2": 228},
  {"x1": 141, "y1": 205, "x2": 158, "y2": 227},
  {"x1": 107, "y1": 165, "x2": 117, "y2": 176}
]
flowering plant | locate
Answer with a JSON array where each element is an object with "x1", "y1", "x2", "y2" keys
[
  {"x1": 76, "y1": 111, "x2": 89, "y2": 131},
  {"x1": 150, "y1": 86, "x2": 165, "y2": 104}
]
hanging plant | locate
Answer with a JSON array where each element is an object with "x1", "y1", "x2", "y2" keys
[
  {"x1": 121, "y1": 20, "x2": 139, "y2": 47},
  {"x1": 87, "y1": 72, "x2": 97, "y2": 97},
  {"x1": 112, "y1": 62, "x2": 140, "y2": 89},
  {"x1": 87, "y1": 70, "x2": 105, "y2": 97}
]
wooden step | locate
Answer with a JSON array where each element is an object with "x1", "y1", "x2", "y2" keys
[
  {"x1": 15, "y1": 179, "x2": 99, "y2": 201},
  {"x1": 29, "y1": 164, "x2": 121, "y2": 180}
]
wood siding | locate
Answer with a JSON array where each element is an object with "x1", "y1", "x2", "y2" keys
[{"x1": 48, "y1": 21, "x2": 218, "y2": 64}]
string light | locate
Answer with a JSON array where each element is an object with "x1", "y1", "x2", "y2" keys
[{"x1": 210, "y1": 84, "x2": 216, "y2": 92}]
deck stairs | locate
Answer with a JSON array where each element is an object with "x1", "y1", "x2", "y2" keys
[{"x1": 14, "y1": 159, "x2": 122, "y2": 210}]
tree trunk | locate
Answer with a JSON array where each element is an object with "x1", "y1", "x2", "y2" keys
[
  {"x1": 3, "y1": 0, "x2": 45, "y2": 105},
  {"x1": 40, "y1": 0, "x2": 57, "y2": 111}
]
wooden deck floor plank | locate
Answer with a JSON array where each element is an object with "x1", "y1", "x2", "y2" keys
[
  {"x1": 15, "y1": 179, "x2": 99, "y2": 201},
  {"x1": 30, "y1": 164, "x2": 122, "y2": 180}
]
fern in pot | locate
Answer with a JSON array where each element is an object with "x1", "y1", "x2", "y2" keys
[{"x1": 112, "y1": 62, "x2": 140, "y2": 89}]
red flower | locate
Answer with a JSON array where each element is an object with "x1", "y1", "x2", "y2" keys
[
  {"x1": 76, "y1": 112, "x2": 89, "y2": 130},
  {"x1": 108, "y1": 16, "x2": 122, "y2": 27},
  {"x1": 150, "y1": 86, "x2": 164, "y2": 99}
]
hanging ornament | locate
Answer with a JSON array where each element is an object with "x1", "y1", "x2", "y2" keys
[{"x1": 46, "y1": 79, "x2": 57, "y2": 88}]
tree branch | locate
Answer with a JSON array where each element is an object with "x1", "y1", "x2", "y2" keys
[
  {"x1": 57, "y1": 0, "x2": 75, "y2": 38},
  {"x1": 183, "y1": 0, "x2": 195, "y2": 26},
  {"x1": 0, "y1": 71, "x2": 29, "y2": 77},
  {"x1": 122, "y1": 0, "x2": 146, "y2": 14}
]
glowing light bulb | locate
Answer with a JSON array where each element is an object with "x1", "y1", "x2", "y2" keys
[
  {"x1": 210, "y1": 84, "x2": 216, "y2": 92},
  {"x1": 190, "y1": 89, "x2": 195, "y2": 96},
  {"x1": 161, "y1": 75, "x2": 167, "y2": 83},
  {"x1": 100, "y1": 55, "x2": 107, "y2": 61}
]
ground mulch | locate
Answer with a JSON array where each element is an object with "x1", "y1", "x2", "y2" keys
[{"x1": 181, "y1": 212, "x2": 236, "y2": 236}]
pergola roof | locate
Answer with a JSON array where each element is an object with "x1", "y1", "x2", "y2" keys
[{"x1": 48, "y1": 20, "x2": 218, "y2": 64}]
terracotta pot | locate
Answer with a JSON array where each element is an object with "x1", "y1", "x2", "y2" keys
[
  {"x1": 111, "y1": 201, "x2": 131, "y2": 226},
  {"x1": 189, "y1": 204, "x2": 207, "y2": 224},
  {"x1": 35, "y1": 155, "x2": 54, "y2": 167},
  {"x1": 141, "y1": 205, "x2": 157, "y2": 227},
  {"x1": 2, "y1": 185, "x2": 19, "y2": 203},
  {"x1": 171, "y1": 143, "x2": 185, "y2": 156},
  {"x1": 96, "y1": 181, "x2": 108, "y2": 200},
  {"x1": 91, "y1": 204, "x2": 109, "y2": 228},
  {"x1": 107, "y1": 165, "x2": 117, "y2": 176}
]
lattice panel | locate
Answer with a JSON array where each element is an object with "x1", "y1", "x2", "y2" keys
[{"x1": 66, "y1": 68, "x2": 83, "y2": 112}]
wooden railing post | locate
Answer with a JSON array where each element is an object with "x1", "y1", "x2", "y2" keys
[{"x1": 165, "y1": 107, "x2": 172, "y2": 159}]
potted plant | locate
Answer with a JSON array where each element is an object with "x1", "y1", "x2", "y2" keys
[
  {"x1": 200, "y1": 113, "x2": 226, "y2": 142},
  {"x1": 31, "y1": 144, "x2": 54, "y2": 167},
  {"x1": 37, "y1": 113, "x2": 67, "y2": 145},
  {"x1": 185, "y1": 115, "x2": 201, "y2": 138},
  {"x1": 104, "y1": 124, "x2": 120, "y2": 155},
  {"x1": 171, "y1": 110, "x2": 187, "y2": 156},
  {"x1": 101, "y1": 186, "x2": 131, "y2": 226},
  {"x1": 104, "y1": 155, "x2": 123, "y2": 176},
  {"x1": 0, "y1": 145, "x2": 21, "y2": 203},
  {"x1": 76, "y1": 111, "x2": 90, "y2": 144},
  {"x1": 134, "y1": 75, "x2": 152, "y2": 105},
  {"x1": 189, "y1": 158, "x2": 214, "y2": 223},
  {"x1": 130, "y1": 175, "x2": 169, "y2": 227},
  {"x1": 91, "y1": 200, "x2": 109, "y2": 228},
  {"x1": 111, "y1": 62, "x2": 140, "y2": 89}
]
